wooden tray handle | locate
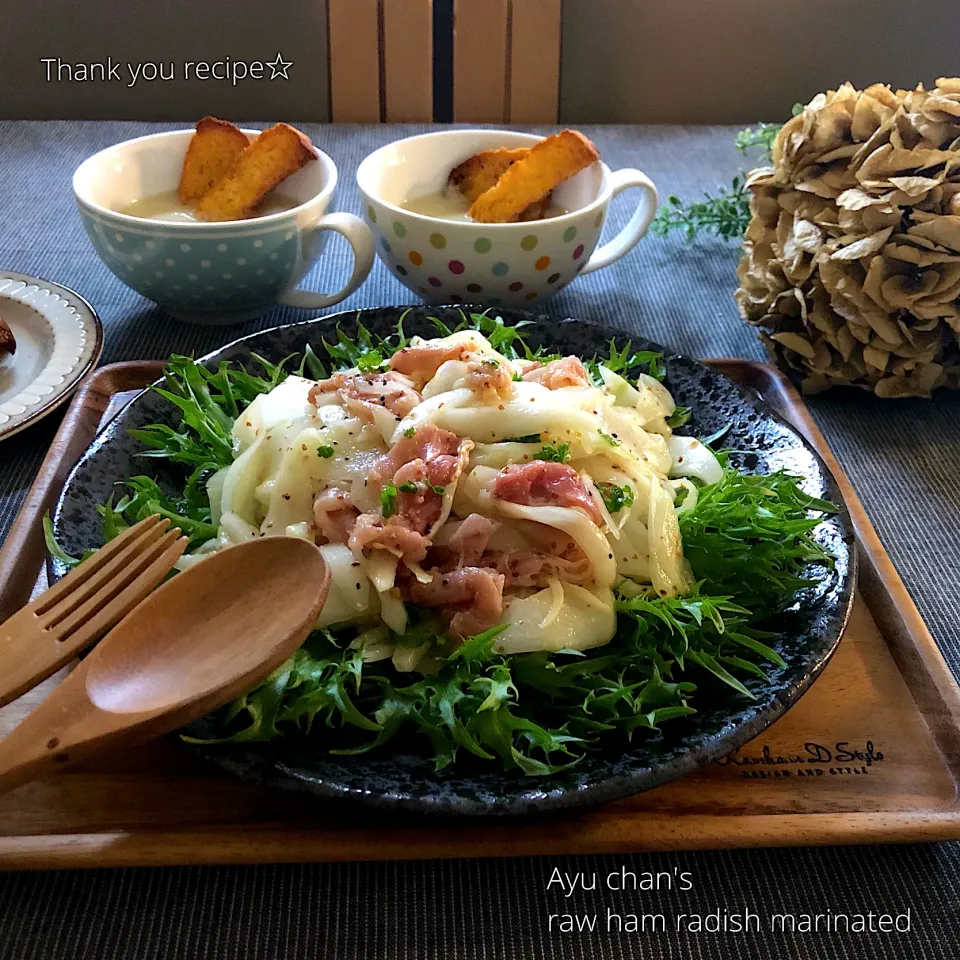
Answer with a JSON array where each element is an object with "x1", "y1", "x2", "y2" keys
[{"x1": 0, "y1": 364, "x2": 161, "y2": 621}]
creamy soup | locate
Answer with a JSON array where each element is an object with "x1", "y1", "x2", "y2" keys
[
  {"x1": 402, "y1": 185, "x2": 567, "y2": 223},
  {"x1": 118, "y1": 190, "x2": 300, "y2": 223}
]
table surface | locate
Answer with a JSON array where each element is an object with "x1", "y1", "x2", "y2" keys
[{"x1": 1, "y1": 122, "x2": 959, "y2": 960}]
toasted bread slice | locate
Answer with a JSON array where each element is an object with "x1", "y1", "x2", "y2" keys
[
  {"x1": 468, "y1": 130, "x2": 600, "y2": 224},
  {"x1": 178, "y1": 117, "x2": 250, "y2": 205},
  {"x1": 448, "y1": 147, "x2": 531, "y2": 203},
  {"x1": 0, "y1": 316, "x2": 15, "y2": 359},
  {"x1": 195, "y1": 123, "x2": 317, "y2": 222}
]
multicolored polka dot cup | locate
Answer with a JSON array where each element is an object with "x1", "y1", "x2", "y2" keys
[
  {"x1": 356, "y1": 130, "x2": 658, "y2": 307},
  {"x1": 73, "y1": 129, "x2": 375, "y2": 324}
]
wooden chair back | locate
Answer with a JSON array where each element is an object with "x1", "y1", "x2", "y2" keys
[{"x1": 327, "y1": 0, "x2": 562, "y2": 123}]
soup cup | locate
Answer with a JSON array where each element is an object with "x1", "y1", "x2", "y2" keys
[
  {"x1": 356, "y1": 129, "x2": 658, "y2": 307},
  {"x1": 74, "y1": 129, "x2": 375, "y2": 324}
]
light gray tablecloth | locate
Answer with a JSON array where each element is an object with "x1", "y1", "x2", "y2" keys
[{"x1": 1, "y1": 122, "x2": 958, "y2": 960}]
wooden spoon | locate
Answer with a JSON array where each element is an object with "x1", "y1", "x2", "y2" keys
[{"x1": 0, "y1": 536, "x2": 329, "y2": 795}]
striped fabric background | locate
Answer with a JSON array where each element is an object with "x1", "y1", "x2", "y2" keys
[{"x1": 1, "y1": 122, "x2": 958, "y2": 958}]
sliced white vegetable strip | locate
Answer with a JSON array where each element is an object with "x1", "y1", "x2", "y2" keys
[
  {"x1": 497, "y1": 583, "x2": 616, "y2": 654},
  {"x1": 668, "y1": 435, "x2": 723, "y2": 486}
]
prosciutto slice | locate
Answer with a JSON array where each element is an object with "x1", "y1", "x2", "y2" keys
[
  {"x1": 407, "y1": 566, "x2": 505, "y2": 639},
  {"x1": 313, "y1": 487, "x2": 359, "y2": 544},
  {"x1": 521, "y1": 356, "x2": 591, "y2": 389},
  {"x1": 309, "y1": 370, "x2": 420, "y2": 423},
  {"x1": 462, "y1": 357, "x2": 514, "y2": 402},
  {"x1": 370, "y1": 423, "x2": 462, "y2": 488},
  {"x1": 491, "y1": 546, "x2": 592, "y2": 587},
  {"x1": 493, "y1": 461, "x2": 603, "y2": 525},
  {"x1": 389, "y1": 339, "x2": 481, "y2": 382},
  {"x1": 350, "y1": 424, "x2": 472, "y2": 562},
  {"x1": 446, "y1": 514, "x2": 498, "y2": 566},
  {"x1": 348, "y1": 514, "x2": 431, "y2": 564}
]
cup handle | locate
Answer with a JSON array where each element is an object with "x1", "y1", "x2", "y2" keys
[
  {"x1": 579, "y1": 169, "x2": 659, "y2": 276},
  {"x1": 278, "y1": 212, "x2": 375, "y2": 309}
]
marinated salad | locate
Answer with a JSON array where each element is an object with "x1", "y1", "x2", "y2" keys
[{"x1": 49, "y1": 313, "x2": 837, "y2": 775}]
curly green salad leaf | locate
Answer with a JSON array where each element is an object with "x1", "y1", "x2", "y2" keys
[{"x1": 51, "y1": 310, "x2": 837, "y2": 775}]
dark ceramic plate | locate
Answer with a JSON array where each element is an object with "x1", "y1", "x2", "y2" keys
[{"x1": 51, "y1": 307, "x2": 855, "y2": 815}]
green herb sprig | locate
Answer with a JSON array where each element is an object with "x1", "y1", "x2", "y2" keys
[
  {"x1": 534, "y1": 441, "x2": 571, "y2": 463},
  {"x1": 652, "y1": 108, "x2": 802, "y2": 242}
]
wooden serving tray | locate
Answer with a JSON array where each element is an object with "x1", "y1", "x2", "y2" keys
[{"x1": 1, "y1": 359, "x2": 959, "y2": 870}]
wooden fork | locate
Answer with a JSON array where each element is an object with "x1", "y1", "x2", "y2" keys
[{"x1": 0, "y1": 515, "x2": 188, "y2": 709}]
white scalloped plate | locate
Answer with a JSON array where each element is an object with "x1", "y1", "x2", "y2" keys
[{"x1": 0, "y1": 272, "x2": 103, "y2": 442}]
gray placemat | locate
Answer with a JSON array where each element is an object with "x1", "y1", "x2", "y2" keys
[{"x1": 1, "y1": 122, "x2": 958, "y2": 959}]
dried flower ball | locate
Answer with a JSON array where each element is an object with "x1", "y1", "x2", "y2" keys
[{"x1": 737, "y1": 78, "x2": 960, "y2": 397}]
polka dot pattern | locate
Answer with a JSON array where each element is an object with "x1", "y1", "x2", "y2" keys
[
  {"x1": 364, "y1": 201, "x2": 614, "y2": 306},
  {"x1": 82, "y1": 214, "x2": 302, "y2": 315}
]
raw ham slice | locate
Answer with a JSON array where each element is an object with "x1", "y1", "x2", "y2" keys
[
  {"x1": 389, "y1": 339, "x2": 482, "y2": 381},
  {"x1": 462, "y1": 357, "x2": 514, "y2": 402},
  {"x1": 447, "y1": 514, "x2": 498, "y2": 566},
  {"x1": 370, "y1": 423, "x2": 462, "y2": 488},
  {"x1": 313, "y1": 487, "x2": 359, "y2": 543},
  {"x1": 493, "y1": 461, "x2": 603, "y2": 525},
  {"x1": 407, "y1": 566, "x2": 505, "y2": 639},
  {"x1": 491, "y1": 547, "x2": 592, "y2": 587},
  {"x1": 521, "y1": 356, "x2": 591, "y2": 389},
  {"x1": 348, "y1": 514, "x2": 431, "y2": 564},
  {"x1": 308, "y1": 370, "x2": 420, "y2": 423},
  {"x1": 392, "y1": 460, "x2": 445, "y2": 535}
]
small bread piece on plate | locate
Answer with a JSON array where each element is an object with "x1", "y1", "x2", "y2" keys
[
  {"x1": 0, "y1": 316, "x2": 15, "y2": 359},
  {"x1": 195, "y1": 123, "x2": 317, "y2": 222},
  {"x1": 449, "y1": 147, "x2": 530, "y2": 203},
  {"x1": 178, "y1": 117, "x2": 250, "y2": 205},
  {"x1": 468, "y1": 130, "x2": 600, "y2": 224}
]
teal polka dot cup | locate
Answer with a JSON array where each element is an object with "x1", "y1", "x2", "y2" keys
[
  {"x1": 357, "y1": 129, "x2": 658, "y2": 307},
  {"x1": 74, "y1": 129, "x2": 375, "y2": 324}
]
